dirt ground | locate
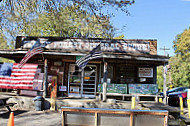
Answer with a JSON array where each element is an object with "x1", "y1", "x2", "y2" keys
[{"x1": 0, "y1": 109, "x2": 62, "y2": 126}]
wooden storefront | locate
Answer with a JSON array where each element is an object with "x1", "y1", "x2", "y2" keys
[{"x1": 0, "y1": 36, "x2": 169, "y2": 98}]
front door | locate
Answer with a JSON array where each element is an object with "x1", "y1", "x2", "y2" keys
[{"x1": 68, "y1": 64, "x2": 97, "y2": 98}]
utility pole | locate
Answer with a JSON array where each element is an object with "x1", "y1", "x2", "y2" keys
[
  {"x1": 160, "y1": 46, "x2": 170, "y2": 104},
  {"x1": 160, "y1": 46, "x2": 170, "y2": 56}
]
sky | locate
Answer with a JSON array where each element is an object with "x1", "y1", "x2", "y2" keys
[{"x1": 112, "y1": 0, "x2": 190, "y2": 56}]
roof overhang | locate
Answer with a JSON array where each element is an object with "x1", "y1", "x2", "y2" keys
[{"x1": 0, "y1": 49, "x2": 169, "y2": 65}]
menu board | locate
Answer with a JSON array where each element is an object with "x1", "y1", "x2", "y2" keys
[
  {"x1": 98, "y1": 83, "x2": 127, "y2": 94},
  {"x1": 128, "y1": 84, "x2": 158, "y2": 95}
]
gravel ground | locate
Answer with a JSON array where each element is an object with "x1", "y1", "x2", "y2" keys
[{"x1": 0, "y1": 109, "x2": 62, "y2": 126}]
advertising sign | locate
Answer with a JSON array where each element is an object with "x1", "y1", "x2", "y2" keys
[
  {"x1": 98, "y1": 83, "x2": 127, "y2": 94},
  {"x1": 59, "y1": 86, "x2": 67, "y2": 91},
  {"x1": 128, "y1": 84, "x2": 158, "y2": 95}
]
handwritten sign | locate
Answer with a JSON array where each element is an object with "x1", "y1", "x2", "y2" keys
[{"x1": 138, "y1": 67, "x2": 153, "y2": 78}]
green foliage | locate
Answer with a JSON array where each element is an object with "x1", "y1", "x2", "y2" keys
[
  {"x1": 17, "y1": 5, "x2": 115, "y2": 38},
  {"x1": 114, "y1": 34, "x2": 125, "y2": 39},
  {"x1": 169, "y1": 55, "x2": 190, "y2": 87},
  {"x1": 0, "y1": 0, "x2": 134, "y2": 40},
  {"x1": 171, "y1": 27, "x2": 190, "y2": 87},
  {"x1": 157, "y1": 66, "x2": 171, "y2": 92},
  {"x1": 157, "y1": 27, "x2": 190, "y2": 89},
  {"x1": 156, "y1": 27, "x2": 190, "y2": 89},
  {"x1": 15, "y1": 5, "x2": 112, "y2": 38},
  {"x1": 0, "y1": 33, "x2": 14, "y2": 63},
  {"x1": 1, "y1": 2, "x2": 121, "y2": 39},
  {"x1": 0, "y1": 34, "x2": 7, "y2": 49},
  {"x1": 157, "y1": 66, "x2": 164, "y2": 91},
  {"x1": 173, "y1": 27, "x2": 190, "y2": 59}
]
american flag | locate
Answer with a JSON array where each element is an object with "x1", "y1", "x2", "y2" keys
[
  {"x1": 0, "y1": 63, "x2": 38, "y2": 90},
  {"x1": 18, "y1": 39, "x2": 44, "y2": 68},
  {"x1": 76, "y1": 44, "x2": 102, "y2": 70}
]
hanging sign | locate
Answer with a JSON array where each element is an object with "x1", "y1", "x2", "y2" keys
[{"x1": 138, "y1": 67, "x2": 153, "y2": 78}]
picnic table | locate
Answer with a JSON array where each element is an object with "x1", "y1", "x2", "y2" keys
[{"x1": 0, "y1": 96, "x2": 16, "y2": 111}]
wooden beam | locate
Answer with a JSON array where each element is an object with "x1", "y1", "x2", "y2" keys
[
  {"x1": 62, "y1": 111, "x2": 65, "y2": 126},
  {"x1": 95, "y1": 112, "x2": 98, "y2": 126},
  {"x1": 43, "y1": 59, "x2": 48, "y2": 97},
  {"x1": 130, "y1": 113, "x2": 134, "y2": 126},
  {"x1": 103, "y1": 62, "x2": 107, "y2": 102}
]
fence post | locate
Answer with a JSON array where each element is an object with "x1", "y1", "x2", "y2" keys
[
  {"x1": 131, "y1": 96, "x2": 136, "y2": 109},
  {"x1": 179, "y1": 96, "x2": 184, "y2": 115}
]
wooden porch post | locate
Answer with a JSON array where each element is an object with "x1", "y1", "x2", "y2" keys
[
  {"x1": 163, "y1": 64, "x2": 167, "y2": 104},
  {"x1": 43, "y1": 59, "x2": 48, "y2": 97},
  {"x1": 103, "y1": 62, "x2": 108, "y2": 102}
]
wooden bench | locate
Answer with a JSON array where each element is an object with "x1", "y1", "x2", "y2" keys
[{"x1": 61, "y1": 107, "x2": 168, "y2": 126}]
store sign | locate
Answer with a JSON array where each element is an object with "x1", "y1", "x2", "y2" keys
[
  {"x1": 22, "y1": 39, "x2": 150, "y2": 53},
  {"x1": 138, "y1": 67, "x2": 153, "y2": 78},
  {"x1": 59, "y1": 86, "x2": 67, "y2": 91}
]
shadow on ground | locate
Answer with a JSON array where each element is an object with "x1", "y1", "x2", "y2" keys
[{"x1": 0, "y1": 110, "x2": 28, "y2": 119}]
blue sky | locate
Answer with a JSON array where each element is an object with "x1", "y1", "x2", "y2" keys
[{"x1": 112, "y1": 0, "x2": 190, "y2": 56}]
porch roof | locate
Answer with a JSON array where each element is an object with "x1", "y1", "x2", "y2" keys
[{"x1": 0, "y1": 49, "x2": 169, "y2": 64}]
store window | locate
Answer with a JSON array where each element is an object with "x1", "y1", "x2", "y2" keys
[{"x1": 115, "y1": 65, "x2": 136, "y2": 84}]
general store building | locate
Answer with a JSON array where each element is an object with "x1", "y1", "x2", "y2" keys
[{"x1": 0, "y1": 36, "x2": 168, "y2": 98}]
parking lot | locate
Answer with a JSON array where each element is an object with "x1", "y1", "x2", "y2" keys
[{"x1": 0, "y1": 109, "x2": 62, "y2": 126}]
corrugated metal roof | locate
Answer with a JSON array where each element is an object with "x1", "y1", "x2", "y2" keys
[{"x1": 0, "y1": 49, "x2": 169, "y2": 63}]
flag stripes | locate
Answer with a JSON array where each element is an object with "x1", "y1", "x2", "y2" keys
[
  {"x1": 0, "y1": 63, "x2": 38, "y2": 90},
  {"x1": 76, "y1": 44, "x2": 102, "y2": 70},
  {"x1": 18, "y1": 47, "x2": 43, "y2": 68}
]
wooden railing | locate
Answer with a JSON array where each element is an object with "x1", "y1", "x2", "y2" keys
[{"x1": 61, "y1": 107, "x2": 168, "y2": 126}]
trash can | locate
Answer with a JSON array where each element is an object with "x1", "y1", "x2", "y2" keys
[{"x1": 33, "y1": 96, "x2": 44, "y2": 111}]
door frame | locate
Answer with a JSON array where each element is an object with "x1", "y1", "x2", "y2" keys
[{"x1": 68, "y1": 64, "x2": 97, "y2": 98}]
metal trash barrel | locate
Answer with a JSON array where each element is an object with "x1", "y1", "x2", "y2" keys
[{"x1": 33, "y1": 96, "x2": 44, "y2": 111}]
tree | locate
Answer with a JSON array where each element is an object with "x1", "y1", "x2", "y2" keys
[
  {"x1": 0, "y1": 33, "x2": 14, "y2": 63},
  {"x1": 0, "y1": 0, "x2": 134, "y2": 42},
  {"x1": 157, "y1": 66, "x2": 171, "y2": 92},
  {"x1": 15, "y1": 4, "x2": 115, "y2": 38},
  {"x1": 157, "y1": 27, "x2": 190, "y2": 89},
  {"x1": 173, "y1": 27, "x2": 190, "y2": 59},
  {"x1": 157, "y1": 66, "x2": 164, "y2": 91},
  {"x1": 114, "y1": 34, "x2": 125, "y2": 39},
  {"x1": 171, "y1": 27, "x2": 190, "y2": 87},
  {"x1": 0, "y1": 0, "x2": 134, "y2": 16},
  {"x1": 0, "y1": 33, "x2": 7, "y2": 49},
  {"x1": 163, "y1": 27, "x2": 190, "y2": 88},
  {"x1": 169, "y1": 53, "x2": 190, "y2": 87}
]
